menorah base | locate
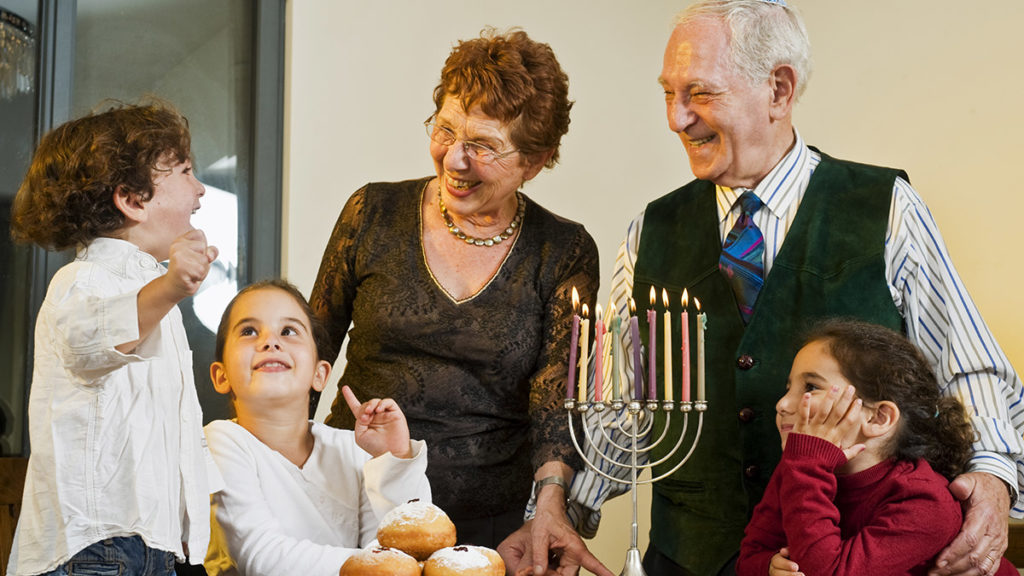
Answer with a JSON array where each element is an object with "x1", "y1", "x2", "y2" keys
[{"x1": 620, "y1": 547, "x2": 646, "y2": 576}]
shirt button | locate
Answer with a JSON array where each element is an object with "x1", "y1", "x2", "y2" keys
[
  {"x1": 744, "y1": 465, "x2": 760, "y2": 478},
  {"x1": 738, "y1": 408, "x2": 755, "y2": 422},
  {"x1": 737, "y1": 355, "x2": 755, "y2": 370}
]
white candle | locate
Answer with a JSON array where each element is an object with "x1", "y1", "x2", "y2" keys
[{"x1": 611, "y1": 314, "x2": 622, "y2": 401}]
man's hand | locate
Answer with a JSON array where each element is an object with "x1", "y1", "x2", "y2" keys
[
  {"x1": 769, "y1": 547, "x2": 803, "y2": 576},
  {"x1": 929, "y1": 472, "x2": 1010, "y2": 576}
]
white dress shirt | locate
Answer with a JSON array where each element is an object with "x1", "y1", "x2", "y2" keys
[
  {"x1": 569, "y1": 131, "x2": 1024, "y2": 536},
  {"x1": 8, "y1": 237, "x2": 224, "y2": 576},
  {"x1": 204, "y1": 420, "x2": 432, "y2": 576}
]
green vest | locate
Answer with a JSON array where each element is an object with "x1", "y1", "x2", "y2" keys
[{"x1": 633, "y1": 151, "x2": 906, "y2": 574}]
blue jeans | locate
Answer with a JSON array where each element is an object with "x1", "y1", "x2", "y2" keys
[{"x1": 41, "y1": 536, "x2": 176, "y2": 576}]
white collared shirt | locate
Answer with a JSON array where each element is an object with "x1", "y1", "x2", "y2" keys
[
  {"x1": 569, "y1": 130, "x2": 1024, "y2": 535},
  {"x1": 8, "y1": 237, "x2": 224, "y2": 576}
]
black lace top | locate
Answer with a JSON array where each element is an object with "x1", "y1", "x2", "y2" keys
[{"x1": 310, "y1": 177, "x2": 599, "y2": 520}]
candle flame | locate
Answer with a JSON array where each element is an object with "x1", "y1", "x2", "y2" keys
[
  {"x1": 661, "y1": 288, "x2": 669, "y2": 308},
  {"x1": 629, "y1": 298, "x2": 637, "y2": 314},
  {"x1": 571, "y1": 286, "x2": 579, "y2": 313},
  {"x1": 595, "y1": 304, "x2": 603, "y2": 322},
  {"x1": 582, "y1": 303, "x2": 589, "y2": 318},
  {"x1": 650, "y1": 286, "x2": 656, "y2": 307},
  {"x1": 695, "y1": 297, "x2": 702, "y2": 312},
  {"x1": 682, "y1": 288, "x2": 689, "y2": 308}
]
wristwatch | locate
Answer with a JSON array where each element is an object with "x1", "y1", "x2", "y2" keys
[{"x1": 533, "y1": 475, "x2": 569, "y2": 499}]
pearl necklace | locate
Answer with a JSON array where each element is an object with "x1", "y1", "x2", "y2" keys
[{"x1": 438, "y1": 189, "x2": 524, "y2": 247}]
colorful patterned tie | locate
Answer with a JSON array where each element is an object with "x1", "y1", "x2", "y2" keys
[{"x1": 719, "y1": 191, "x2": 765, "y2": 324}]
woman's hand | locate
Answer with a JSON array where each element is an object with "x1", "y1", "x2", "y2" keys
[
  {"x1": 342, "y1": 385, "x2": 412, "y2": 458},
  {"x1": 793, "y1": 384, "x2": 865, "y2": 462}
]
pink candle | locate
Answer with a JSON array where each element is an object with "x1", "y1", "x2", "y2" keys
[
  {"x1": 594, "y1": 305, "x2": 605, "y2": 403},
  {"x1": 662, "y1": 289, "x2": 673, "y2": 403},
  {"x1": 648, "y1": 286, "x2": 657, "y2": 400},
  {"x1": 566, "y1": 288, "x2": 580, "y2": 400},
  {"x1": 680, "y1": 290, "x2": 691, "y2": 404},
  {"x1": 696, "y1": 299, "x2": 706, "y2": 402},
  {"x1": 629, "y1": 299, "x2": 642, "y2": 401}
]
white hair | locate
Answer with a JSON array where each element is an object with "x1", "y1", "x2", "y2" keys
[{"x1": 675, "y1": 0, "x2": 812, "y2": 99}]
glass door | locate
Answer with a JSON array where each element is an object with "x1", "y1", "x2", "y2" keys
[{"x1": 0, "y1": 0, "x2": 284, "y2": 456}]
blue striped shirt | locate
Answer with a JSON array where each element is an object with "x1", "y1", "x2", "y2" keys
[{"x1": 567, "y1": 130, "x2": 1024, "y2": 536}]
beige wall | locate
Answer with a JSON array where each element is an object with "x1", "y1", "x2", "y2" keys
[{"x1": 285, "y1": 2, "x2": 1024, "y2": 573}]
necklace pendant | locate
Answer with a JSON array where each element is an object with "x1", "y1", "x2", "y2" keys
[{"x1": 438, "y1": 188, "x2": 525, "y2": 248}]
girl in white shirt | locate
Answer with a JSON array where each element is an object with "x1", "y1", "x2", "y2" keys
[{"x1": 203, "y1": 279, "x2": 431, "y2": 576}]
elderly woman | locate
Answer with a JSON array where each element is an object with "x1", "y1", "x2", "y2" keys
[{"x1": 310, "y1": 28, "x2": 609, "y2": 576}]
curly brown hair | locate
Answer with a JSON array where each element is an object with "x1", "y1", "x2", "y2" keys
[
  {"x1": 10, "y1": 99, "x2": 192, "y2": 251},
  {"x1": 805, "y1": 319, "x2": 975, "y2": 480},
  {"x1": 430, "y1": 27, "x2": 572, "y2": 169}
]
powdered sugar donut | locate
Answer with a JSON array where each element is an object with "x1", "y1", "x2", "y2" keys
[
  {"x1": 423, "y1": 545, "x2": 504, "y2": 576},
  {"x1": 377, "y1": 499, "x2": 457, "y2": 561},
  {"x1": 338, "y1": 546, "x2": 420, "y2": 576}
]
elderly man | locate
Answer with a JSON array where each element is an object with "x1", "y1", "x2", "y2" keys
[{"x1": 568, "y1": 1, "x2": 1023, "y2": 575}]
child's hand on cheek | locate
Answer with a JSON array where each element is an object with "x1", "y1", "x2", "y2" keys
[
  {"x1": 166, "y1": 229, "x2": 219, "y2": 299},
  {"x1": 793, "y1": 384, "x2": 866, "y2": 462},
  {"x1": 342, "y1": 385, "x2": 412, "y2": 459}
]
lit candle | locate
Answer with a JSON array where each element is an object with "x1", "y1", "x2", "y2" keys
[
  {"x1": 594, "y1": 305, "x2": 605, "y2": 403},
  {"x1": 578, "y1": 305, "x2": 590, "y2": 403},
  {"x1": 662, "y1": 288, "x2": 673, "y2": 403},
  {"x1": 611, "y1": 312, "x2": 622, "y2": 401},
  {"x1": 567, "y1": 287, "x2": 580, "y2": 401},
  {"x1": 629, "y1": 299, "x2": 642, "y2": 401},
  {"x1": 696, "y1": 298, "x2": 706, "y2": 402},
  {"x1": 648, "y1": 287, "x2": 657, "y2": 400},
  {"x1": 680, "y1": 289, "x2": 691, "y2": 404}
]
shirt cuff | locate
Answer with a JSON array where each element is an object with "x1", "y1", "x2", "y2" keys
[{"x1": 966, "y1": 451, "x2": 1020, "y2": 512}]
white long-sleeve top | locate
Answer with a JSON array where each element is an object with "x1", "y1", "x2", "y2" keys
[
  {"x1": 568, "y1": 131, "x2": 1024, "y2": 535},
  {"x1": 8, "y1": 237, "x2": 223, "y2": 576},
  {"x1": 203, "y1": 420, "x2": 432, "y2": 576}
]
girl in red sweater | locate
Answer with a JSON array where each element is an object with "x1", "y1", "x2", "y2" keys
[{"x1": 737, "y1": 319, "x2": 1017, "y2": 576}]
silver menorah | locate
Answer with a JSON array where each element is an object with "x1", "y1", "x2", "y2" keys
[{"x1": 565, "y1": 397, "x2": 707, "y2": 576}]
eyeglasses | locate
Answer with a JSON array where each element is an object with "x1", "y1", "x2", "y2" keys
[{"x1": 424, "y1": 121, "x2": 519, "y2": 165}]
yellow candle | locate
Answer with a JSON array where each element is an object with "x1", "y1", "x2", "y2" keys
[
  {"x1": 662, "y1": 288, "x2": 672, "y2": 403},
  {"x1": 696, "y1": 298, "x2": 706, "y2": 402},
  {"x1": 578, "y1": 305, "x2": 590, "y2": 403}
]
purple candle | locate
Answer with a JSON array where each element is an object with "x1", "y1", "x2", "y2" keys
[
  {"x1": 629, "y1": 299, "x2": 643, "y2": 401},
  {"x1": 566, "y1": 287, "x2": 580, "y2": 400},
  {"x1": 648, "y1": 286, "x2": 657, "y2": 400}
]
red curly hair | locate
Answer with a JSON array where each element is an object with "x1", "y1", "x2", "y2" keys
[{"x1": 430, "y1": 27, "x2": 572, "y2": 169}]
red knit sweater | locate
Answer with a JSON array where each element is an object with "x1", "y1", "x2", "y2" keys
[{"x1": 737, "y1": 433, "x2": 1017, "y2": 576}]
